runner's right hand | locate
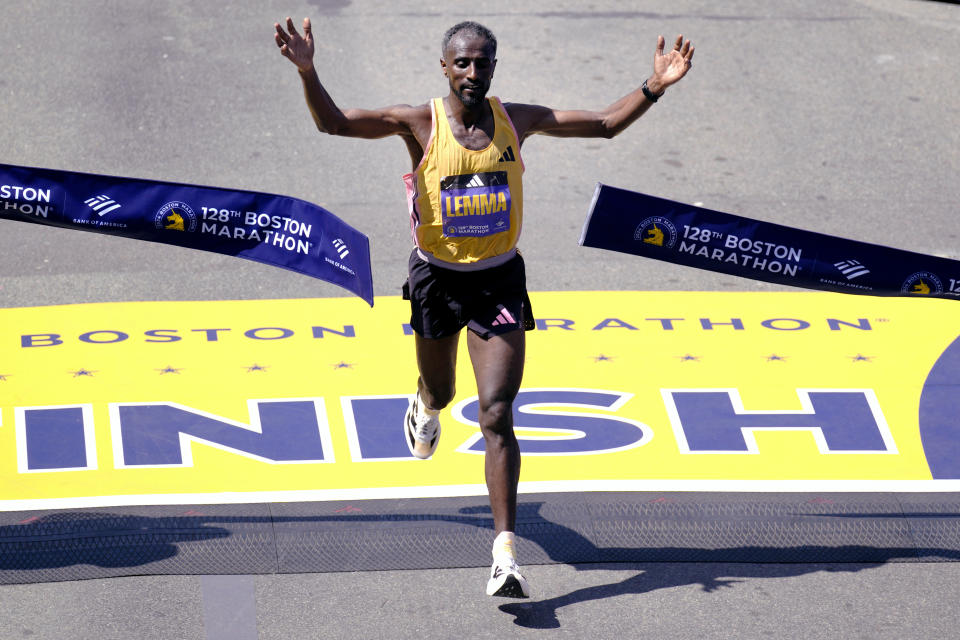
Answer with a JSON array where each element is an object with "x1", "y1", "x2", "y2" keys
[{"x1": 275, "y1": 16, "x2": 315, "y2": 73}]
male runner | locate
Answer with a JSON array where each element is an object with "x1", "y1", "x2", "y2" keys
[{"x1": 275, "y1": 17, "x2": 693, "y2": 597}]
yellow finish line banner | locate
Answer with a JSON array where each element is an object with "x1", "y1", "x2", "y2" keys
[{"x1": 1, "y1": 292, "x2": 958, "y2": 510}]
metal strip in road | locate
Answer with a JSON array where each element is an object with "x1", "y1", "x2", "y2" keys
[
  {"x1": 201, "y1": 575, "x2": 258, "y2": 640},
  {"x1": 1, "y1": 492, "x2": 959, "y2": 585}
]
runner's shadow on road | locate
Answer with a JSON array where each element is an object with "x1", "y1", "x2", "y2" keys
[
  {"x1": 0, "y1": 511, "x2": 230, "y2": 574},
  {"x1": 496, "y1": 555, "x2": 915, "y2": 629},
  {"x1": 473, "y1": 502, "x2": 960, "y2": 629}
]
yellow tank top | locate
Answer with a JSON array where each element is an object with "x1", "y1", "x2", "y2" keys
[{"x1": 403, "y1": 96, "x2": 524, "y2": 270}]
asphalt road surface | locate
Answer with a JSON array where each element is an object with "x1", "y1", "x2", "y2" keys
[{"x1": 1, "y1": 0, "x2": 959, "y2": 638}]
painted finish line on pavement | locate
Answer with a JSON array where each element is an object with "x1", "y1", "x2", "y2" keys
[{"x1": 1, "y1": 291, "x2": 958, "y2": 510}]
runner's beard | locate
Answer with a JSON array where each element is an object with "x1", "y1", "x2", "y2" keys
[{"x1": 452, "y1": 81, "x2": 488, "y2": 108}]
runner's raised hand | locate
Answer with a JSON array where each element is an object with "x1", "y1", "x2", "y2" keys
[
  {"x1": 652, "y1": 34, "x2": 694, "y2": 88},
  {"x1": 275, "y1": 17, "x2": 315, "y2": 73}
]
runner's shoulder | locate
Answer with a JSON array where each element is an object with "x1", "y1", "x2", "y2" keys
[
  {"x1": 381, "y1": 102, "x2": 431, "y2": 126},
  {"x1": 501, "y1": 102, "x2": 552, "y2": 140},
  {"x1": 501, "y1": 101, "x2": 549, "y2": 112}
]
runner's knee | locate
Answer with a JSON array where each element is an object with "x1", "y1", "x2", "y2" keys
[
  {"x1": 478, "y1": 397, "x2": 514, "y2": 435},
  {"x1": 419, "y1": 379, "x2": 455, "y2": 409},
  {"x1": 481, "y1": 417, "x2": 518, "y2": 453}
]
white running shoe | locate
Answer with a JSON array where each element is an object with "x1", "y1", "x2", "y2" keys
[
  {"x1": 486, "y1": 555, "x2": 530, "y2": 598},
  {"x1": 404, "y1": 392, "x2": 441, "y2": 459}
]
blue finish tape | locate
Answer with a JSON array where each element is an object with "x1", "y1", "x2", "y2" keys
[
  {"x1": 580, "y1": 183, "x2": 960, "y2": 300},
  {"x1": 0, "y1": 163, "x2": 374, "y2": 305}
]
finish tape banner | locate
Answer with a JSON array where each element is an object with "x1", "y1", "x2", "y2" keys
[
  {"x1": 580, "y1": 183, "x2": 960, "y2": 301},
  {"x1": 0, "y1": 163, "x2": 374, "y2": 305}
]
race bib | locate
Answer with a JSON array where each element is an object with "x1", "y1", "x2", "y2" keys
[{"x1": 440, "y1": 171, "x2": 511, "y2": 237}]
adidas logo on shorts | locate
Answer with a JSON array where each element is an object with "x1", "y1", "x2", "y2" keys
[{"x1": 491, "y1": 304, "x2": 516, "y2": 327}]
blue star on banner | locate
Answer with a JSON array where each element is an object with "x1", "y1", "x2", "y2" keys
[
  {"x1": 245, "y1": 364, "x2": 268, "y2": 373},
  {"x1": 766, "y1": 354, "x2": 787, "y2": 362},
  {"x1": 850, "y1": 354, "x2": 874, "y2": 362},
  {"x1": 70, "y1": 369, "x2": 96, "y2": 377},
  {"x1": 156, "y1": 366, "x2": 182, "y2": 375},
  {"x1": 593, "y1": 354, "x2": 613, "y2": 362},
  {"x1": 678, "y1": 354, "x2": 700, "y2": 362},
  {"x1": 332, "y1": 362, "x2": 355, "y2": 369}
]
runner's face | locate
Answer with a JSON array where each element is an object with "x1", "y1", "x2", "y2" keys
[{"x1": 442, "y1": 34, "x2": 496, "y2": 108}]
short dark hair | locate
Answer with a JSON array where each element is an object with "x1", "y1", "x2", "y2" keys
[{"x1": 441, "y1": 21, "x2": 497, "y2": 56}]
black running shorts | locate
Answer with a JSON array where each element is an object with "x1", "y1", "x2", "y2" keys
[{"x1": 403, "y1": 249, "x2": 535, "y2": 340}]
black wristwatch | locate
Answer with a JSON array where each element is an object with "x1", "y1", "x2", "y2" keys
[{"x1": 642, "y1": 79, "x2": 663, "y2": 103}]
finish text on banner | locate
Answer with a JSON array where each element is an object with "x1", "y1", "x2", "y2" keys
[{"x1": 0, "y1": 163, "x2": 374, "y2": 305}]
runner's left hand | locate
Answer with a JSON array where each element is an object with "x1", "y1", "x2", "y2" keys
[{"x1": 651, "y1": 34, "x2": 694, "y2": 89}]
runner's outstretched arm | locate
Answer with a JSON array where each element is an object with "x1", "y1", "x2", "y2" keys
[
  {"x1": 275, "y1": 16, "x2": 419, "y2": 139},
  {"x1": 508, "y1": 34, "x2": 695, "y2": 140}
]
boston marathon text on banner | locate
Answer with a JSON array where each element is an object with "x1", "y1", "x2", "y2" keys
[
  {"x1": 579, "y1": 183, "x2": 960, "y2": 301},
  {"x1": 0, "y1": 164, "x2": 374, "y2": 305}
]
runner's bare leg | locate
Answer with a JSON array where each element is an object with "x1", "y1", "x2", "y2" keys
[
  {"x1": 414, "y1": 332, "x2": 460, "y2": 410},
  {"x1": 467, "y1": 328, "x2": 525, "y2": 534}
]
